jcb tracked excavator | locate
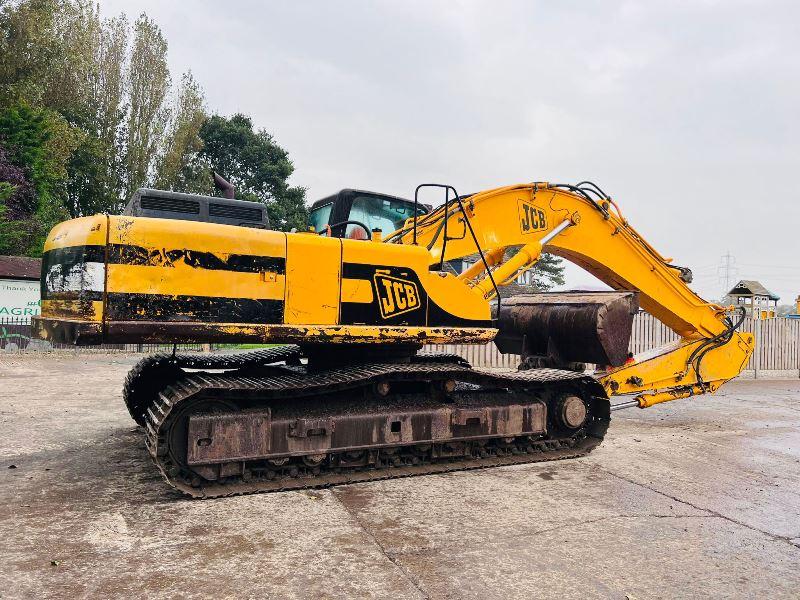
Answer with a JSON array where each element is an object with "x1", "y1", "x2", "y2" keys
[{"x1": 33, "y1": 180, "x2": 754, "y2": 498}]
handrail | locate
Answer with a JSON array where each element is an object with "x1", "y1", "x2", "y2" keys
[{"x1": 413, "y1": 183, "x2": 500, "y2": 315}]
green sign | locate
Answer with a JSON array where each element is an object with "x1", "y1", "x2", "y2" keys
[{"x1": 0, "y1": 278, "x2": 41, "y2": 323}]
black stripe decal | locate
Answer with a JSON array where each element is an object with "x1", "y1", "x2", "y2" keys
[
  {"x1": 44, "y1": 290, "x2": 104, "y2": 302},
  {"x1": 41, "y1": 244, "x2": 286, "y2": 274},
  {"x1": 41, "y1": 246, "x2": 106, "y2": 301},
  {"x1": 341, "y1": 262, "x2": 492, "y2": 328},
  {"x1": 106, "y1": 293, "x2": 283, "y2": 324},
  {"x1": 42, "y1": 245, "x2": 105, "y2": 270},
  {"x1": 107, "y1": 244, "x2": 285, "y2": 274}
]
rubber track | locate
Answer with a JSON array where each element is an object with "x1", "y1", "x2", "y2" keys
[{"x1": 144, "y1": 362, "x2": 609, "y2": 499}]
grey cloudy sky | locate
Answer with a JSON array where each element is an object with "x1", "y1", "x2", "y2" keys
[{"x1": 100, "y1": 0, "x2": 800, "y2": 303}]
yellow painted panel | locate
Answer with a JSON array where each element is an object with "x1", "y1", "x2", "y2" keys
[
  {"x1": 341, "y1": 278, "x2": 373, "y2": 304},
  {"x1": 600, "y1": 331, "x2": 754, "y2": 397},
  {"x1": 107, "y1": 215, "x2": 287, "y2": 259},
  {"x1": 41, "y1": 299, "x2": 104, "y2": 322},
  {"x1": 341, "y1": 237, "x2": 430, "y2": 269},
  {"x1": 285, "y1": 234, "x2": 341, "y2": 324},
  {"x1": 44, "y1": 215, "x2": 107, "y2": 252},
  {"x1": 423, "y1": 271, "x2": 490, "y2": 321},
  {"x1": 107, "y1": 264, "x2": 285, "y2": 300}
]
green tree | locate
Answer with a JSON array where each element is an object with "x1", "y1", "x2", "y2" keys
[
  {"x1": 0, "y1": 103, "x2": 72, "y2": 254},
  {"x1": 91, "y1": 13, "x2": 128, "y2": 152},
  {"x1": 0, "y1": 0, "x2": 119, "y2": 220},
  {"x1": 40, "y1": 0, "x2": 99, "y2": 122},
  {"x1": 63, "y1": 11, "x2": 129, "y2": 217},
  {"x1": 199, "y1": 114, "x2": 307, "y2": 231},
  {"x1": 0, "y1": 142, "x2": 36, "y2": 255},
  {"x1": 155, "y1": 71, "x2": 209, "y2": 194},
  {"x1": 0, "y1": 1, "x2": 309, "y2": 254},
  {"x1": 123, "y1": 13, "x2": 170, "y2": 198},
  {"x1": 528, "y1": 253, "x2": 565, "y2": 291},
  {"x1": 0, "y1": 103, "x2": 74, "y2": 205},
  {"x1": 0, "y1": 0, "x2": 61, "y2": 107},
  {"x1": 64, "y1": 131, "x2": 116, "y2": 217},
  {"x1": 0, "y1": 0, "x2": 100, "y2": 120}
]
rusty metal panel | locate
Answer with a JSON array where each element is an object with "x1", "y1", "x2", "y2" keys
[
  {"x1": 494, "y1": 291, "x2": 638, "y2": 366},
  {"x1": 184, "y1": 398, "x2": 547, "y2": 465},
  {"x1": 491, "y1": 404, "x2": 525, "y2": 436},
  {"x1": 186, "y1": 410, "x2": 271, "y2": 464},
  {"x1": 452, "y1": 407, "x2": 488, "y2": 426},
  {"x1": 285, "y1": 418, "x2": 335, "y2": 454}
]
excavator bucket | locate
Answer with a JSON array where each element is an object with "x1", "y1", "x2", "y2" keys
[{"x1": 494, "y1": 291, "x2": 639, "y2": 367}]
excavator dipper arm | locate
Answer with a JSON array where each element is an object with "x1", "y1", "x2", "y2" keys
[{"x1": 389, "y1": 183, "x2": 754, "y2": 408}]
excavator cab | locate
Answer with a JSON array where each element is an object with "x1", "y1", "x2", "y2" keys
[{"x1": 308, "y1": 189, "x2": 428, "y2": 240}]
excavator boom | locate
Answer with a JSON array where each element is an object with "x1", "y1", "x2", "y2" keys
[{"x1": 389, "y1": 182, "x2": 754, "y2": 407}]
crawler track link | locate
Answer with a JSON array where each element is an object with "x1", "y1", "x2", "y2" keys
[{"x1": 123, "y1": 346, "x2": 303, "y2": 426}]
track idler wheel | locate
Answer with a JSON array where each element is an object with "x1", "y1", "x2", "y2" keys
[{"x1": 558, "y1": 395, "x2": 588, "y2": 429}]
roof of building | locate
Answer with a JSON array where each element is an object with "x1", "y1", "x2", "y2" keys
[
  {"x1": 0, "y1": 255, "x2": 41, "y2": 281},
  {"x1": 497, "y1": 283, "x2": 541, "y2": 298},
  {"x1": 728, "y1": 279, "x2": 780, "y2": 301}
]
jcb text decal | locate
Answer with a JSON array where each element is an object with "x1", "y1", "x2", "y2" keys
[
  {"x1": 518, "y1": 199, "x2": 547, "y2": 234},
  {"x1": 373, "y1": 272, "x2": 421, "y2": 319}
]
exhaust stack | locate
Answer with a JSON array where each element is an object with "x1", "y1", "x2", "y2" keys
[{"x1": 213, "y1": 172, "x2": 235, "y2": 199}]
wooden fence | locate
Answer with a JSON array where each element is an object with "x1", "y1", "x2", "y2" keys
[
  {"x1": 744, "y1": 317, "x2": 800, "y2": 375},
  {"x1": 427, "y1": 313, "x2": 800, "y2": 378}
]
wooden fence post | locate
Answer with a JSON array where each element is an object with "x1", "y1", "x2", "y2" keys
[{"x1": 752, "y1": 318, "x2": 761, "y2": 379}]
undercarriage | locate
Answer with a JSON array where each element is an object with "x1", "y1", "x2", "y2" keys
[{"x1": 126, "y1": 346, "x2": 610, "y2": 498}]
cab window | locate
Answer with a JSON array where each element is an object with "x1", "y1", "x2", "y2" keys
[
  {"x1": 308, "y1": 202, "x2": 333, "y2": 233},
  {"x1": 346, "y1": 195, "x2": 425, "y2": 239}
]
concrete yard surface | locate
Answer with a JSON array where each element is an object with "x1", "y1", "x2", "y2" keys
[{"x1": 0, "y1": 353, "x2": 799, "y2": 599}]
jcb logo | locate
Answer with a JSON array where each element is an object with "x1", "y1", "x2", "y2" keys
[
  {"x1": 518, "y1": 199, "x2": 547, "y2": 234},
  {"x1": 374, "y1": 272, "x2": 421, "y2": 319}
]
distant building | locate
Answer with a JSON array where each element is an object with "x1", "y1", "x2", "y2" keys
[
  {"x1": 450, "y1": 256, "x2": 540, "y2": 296},
  {"x1": 726, "y1": 280, "x2": 779, "y2": 319},
  {"x1": 788, "y1": 295, "x2": 800, "y2": 320},
  {"x1": 0, "y1": 256, "x2": 42, "y2": 323}
]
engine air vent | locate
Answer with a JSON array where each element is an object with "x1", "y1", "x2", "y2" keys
[
  {"x1": 209, "y1": 203, "x2": 263, "y2": 222},
  {"x1": 140, "y1": 195, "x2": 200, "y2": 214}
]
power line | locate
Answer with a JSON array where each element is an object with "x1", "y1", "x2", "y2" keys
[
  {"x1": 717, "y1": 251, "x2": 738, "y2": 296},
  {"x1": 737, "y1": 265, "x2": 799, "y2": 271}
]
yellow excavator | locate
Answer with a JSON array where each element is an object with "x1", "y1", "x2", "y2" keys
[{"x1": 33, "y1": 180, "x2": 754, "y2": 497}]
